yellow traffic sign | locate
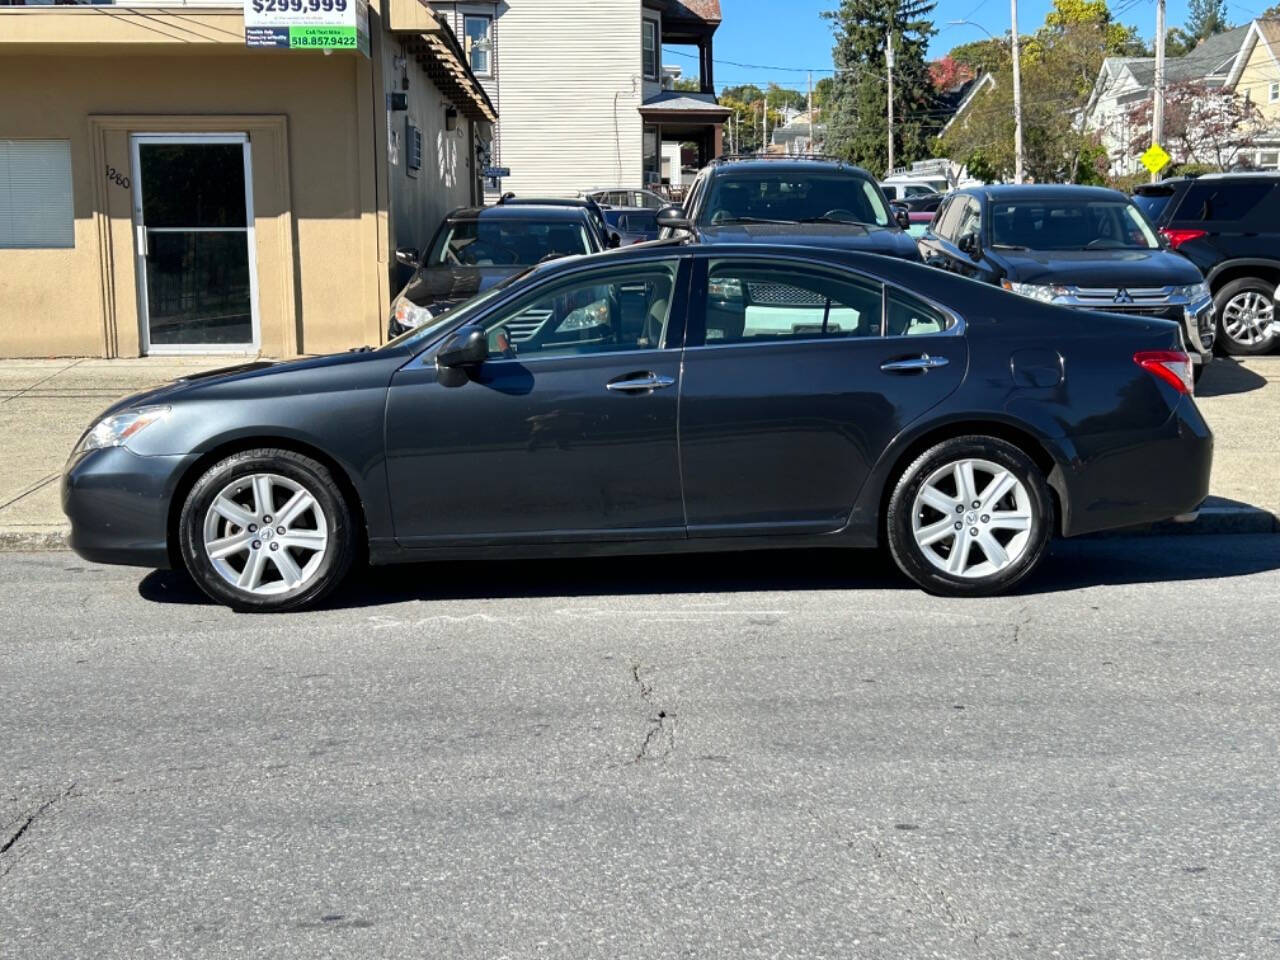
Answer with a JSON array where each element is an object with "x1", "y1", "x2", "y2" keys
[{"x1": 1140, "y1": 143, "x2": 1171, "y2": 176}]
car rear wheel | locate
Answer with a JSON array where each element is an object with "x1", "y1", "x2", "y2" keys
[
  {"x1": 178, "y1": 449, "x2": 355, "y2": 612},
  {"x1": 1215, "y1": 278, "x2": 1279, "y2": 356},
  {"x1": 886, "y1": 436, "x2": 1054, "y2": 597}
]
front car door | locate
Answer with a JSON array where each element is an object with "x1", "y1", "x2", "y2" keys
[
  {"x1": 385, "y1": 256, "x2": 690, "y2": 546},
  {"x1": 677, "y1": 254, "x2": 968, "y2": 536},
  {"x1": 919, "y1": 194, "x2": 962, "y2": 268}
]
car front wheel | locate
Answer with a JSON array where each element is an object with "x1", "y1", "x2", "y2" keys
[
  {"x1": 1215, "y1": 278, "x2": 1278, "y2": 355},
  {"x1": 886, "y1": 436, "x2": 1054, "y2": 597},
  {"x1": 178, "y1": 449, "x2": 355, "y2": 612}
]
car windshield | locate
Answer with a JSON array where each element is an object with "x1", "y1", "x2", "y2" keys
[
  {"x1": 380, "y1": 271, "x2": 530, "y2": 351},
  {"x1": 989, "y1": 200, "x2": 1160, "y2": 251},
  {"x1": 701, "y1": 173, "x2": 891, "y2": 228},
  {"x1": 430, "y1": 219, "x2": 591, "y2": 267}
]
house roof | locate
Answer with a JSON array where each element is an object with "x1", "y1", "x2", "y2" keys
[
  {"x1": 658, "y1": 0, "x2": 722, "y2": 24},
  {"x1": 1117, "y1": 23, "x2": 1251, "y2": 90},
  {"x1": 639, "y1": 90, "x2": 731, "y2": 119},
  {"x1": 1224, "y1": 18, "x2": 1280, "y2": 88},
  {"x1": 939, "y1": 73, "x2": 996, "y2": 137}
]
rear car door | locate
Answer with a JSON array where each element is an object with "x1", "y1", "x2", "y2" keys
[
  {"x1": 385, "y1": 257, "x2": 691, "y2": 546},
  {"x1": 677, "y1": 254, "x2": 968, "y2": 536}
]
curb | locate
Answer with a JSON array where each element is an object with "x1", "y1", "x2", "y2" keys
[
  {"x1": 0, "y1": 506, "x2": 1276, "y2": 554},
  {"x1": 0, "y1": 527, "x2": 71, "y2": 551}
]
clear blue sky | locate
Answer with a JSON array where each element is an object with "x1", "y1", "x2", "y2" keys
[{"x1": 667, "y1": 0, "x2": 1267, "y2": 95}]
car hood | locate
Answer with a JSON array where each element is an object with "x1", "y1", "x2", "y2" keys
[
  {"x1": 996, "y1": 248, "x2": 1202, "y2": 286},
  {"x1": 400, "y1": 264, "x2": 523, "y2": 310},
  {"x1": 94, "y1": 349, "x2": 401, "y2": 419},
  {"x1": 699, "y1": 223, "x2": 921, "y2": 260}
]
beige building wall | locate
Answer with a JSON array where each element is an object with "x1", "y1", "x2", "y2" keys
[
  {"x1": 0, "y1": 48, "x2": 392, "y2": 358},
  {"x1": 378, "y1": 27, "x2": 482, "y2": 291}
]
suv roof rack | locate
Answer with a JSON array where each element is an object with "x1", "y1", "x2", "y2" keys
[{"x1": 710, "y1": 153, "x2": 848, "y2": 165}]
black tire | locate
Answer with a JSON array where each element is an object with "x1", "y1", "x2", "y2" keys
[
  {"x1": 178, "y1": 448, "x2": 356, "y2": 612},
  {"x1": 886, "y1": 436, "x2": 1054, "y2": 597},
  {"x1": 1214, "y1": 277, "x2": 1279, "y2": 356}
]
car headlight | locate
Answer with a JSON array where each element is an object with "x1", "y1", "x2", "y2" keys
[
  {"x1": 74, "y1": 405, "x2": 169, "y2": 454},
  {"x1": 1171, "y1": 281, "x2": 1211, "y2": 303},
  {"x1": 391, "y1": 294, "x2": 434, "y2": 330},
  {"x1": 1000, "y1": 280, "x2": 1068, "y2": 303}
]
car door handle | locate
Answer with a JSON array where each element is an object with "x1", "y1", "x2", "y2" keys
[
  {"x1": 880, "y1": 354, "x2": 949, "y2": 373},
  {"x1": 606, "y1": 373, "x2": 675, "y2": 393}
]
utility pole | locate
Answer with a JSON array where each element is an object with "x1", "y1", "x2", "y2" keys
[
  {"x1": 885, "y1": 29, "x2": 895, "y2": 175},
  {"x1": 1010, "y1": 0, "x2": 1025, "y2": 183},
  {"x1": 807, "y1": 71, "x2": 814, "y2": 155},
  {"x1": 1152, "y1": 0, "x2": 1166, "y2": 182}
]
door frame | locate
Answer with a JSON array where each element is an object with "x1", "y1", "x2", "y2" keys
[{"x1": 129, "y1": 132, "x2": 262, "y2": 355}]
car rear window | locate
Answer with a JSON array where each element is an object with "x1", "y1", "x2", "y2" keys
[
  {"x1": 1132, "y1": 189, "x2": 1174, "y2": 223},
  {"x1": 701, "y1": 173, "x2": 890, "y2": 228},
  {"x1": 1174, "y1": 180, "x2": 1276, "y2": 222}
]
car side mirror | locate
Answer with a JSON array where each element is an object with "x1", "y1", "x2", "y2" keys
[
  {"x1": 436, "y1": 325, "x2": 489, "y2": 368},
  {"x1": 891, "y1": 202, "x2": 910, "y2": 230},
  {"x1": 395, "y1": 246, "x2": 420, "y2": 268},
  {"x1": 656, "y1": 205, "x2": 690, "y2": 230},
  {"x1": 958, "y1": 233, "x2": 982, "y2": 260}
]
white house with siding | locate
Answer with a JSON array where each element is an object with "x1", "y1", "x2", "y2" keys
[{"x1": 431, "y1": 0, "x2": 729, "y2": 197}]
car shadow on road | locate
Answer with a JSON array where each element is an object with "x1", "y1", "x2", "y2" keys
[
  {"x1": 136, "y1": 534, "x2": 1280, "y2": 610},
  {"x1": 1195, "y1": 356, "x2": 1270, "y2": 397}
]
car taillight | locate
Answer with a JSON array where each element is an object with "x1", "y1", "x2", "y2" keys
[
  {"x1": 1159, "y1": 227, "x2": 1206, "y2": 250},
  {"x1": 1134, "y1": 349, "x2": 1193, "y2": 394}
]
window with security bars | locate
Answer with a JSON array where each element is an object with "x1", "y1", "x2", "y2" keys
[{"x1": 0, "y1": 140, "x2": 74, "y2": 248}]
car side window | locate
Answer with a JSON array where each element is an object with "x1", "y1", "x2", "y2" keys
[
  {"x1": 956, "y1": 198, "x2": 982, "y2": 241},
  {"x1": 704, "y1": 261, "x2": 882, "y2": 344},
  {"x1": 1178, "y1": 181, "x2": 1274, "y2": 222},
  {"x1": 885, "y1": 290, "x2": 952, "y2": 337},
  {"x1": 935, "y1": 197, "x2": 966, "y2": 241},
  {"x1": 482, "y1": 261, "x2": 679, "y2": 360}
]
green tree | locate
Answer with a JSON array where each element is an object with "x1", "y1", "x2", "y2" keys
[
  {"x1": 948, "y1": 37, "x2": 1010, "y2": 75},
  {"x1": 1185, "y1": 0, "x2": 1230, "y2": 41},
  {"x1": 939, "y1": 0, "x2": 1124, "y2": 182},
  {"x1": 813, "y1": 75, "x2": 837, "y2": 110},
  {"x1": 720, "y1": 83, "x2": 765, "y2": 104},
  {"x1": 824, "y1": 0, "x2": 940, "y2": 175}
]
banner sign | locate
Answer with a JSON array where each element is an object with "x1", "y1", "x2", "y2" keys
[{"x1": 244, "y1": 0, "x2": 369, "y2": 55}]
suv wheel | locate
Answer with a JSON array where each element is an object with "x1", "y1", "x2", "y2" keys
[
  {"x1": 178, "y1": 449, "x2": 355, "y2": 612},
  {"x1": 1215, "y1": 278, "x2": 1279, "y2": 355},
  {"x1": 886, "y1": 436, "x2": 1054, "y2": 597}
]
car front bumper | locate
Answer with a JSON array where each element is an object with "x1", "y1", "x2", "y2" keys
[
  {"x1": 1055, "y1": 395, "x2": 1213, "y2": 537},
  {"x1": 62, "y1": 447, "x2": 199, "y2": 569}
]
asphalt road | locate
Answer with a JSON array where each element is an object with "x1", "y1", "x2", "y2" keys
[{"x1": 3, "y1": 536, "x2": 1280, "y2": 959}]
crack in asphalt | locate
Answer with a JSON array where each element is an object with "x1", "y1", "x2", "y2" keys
[
  {"x1": 630, "y1": 663, "x2": 676, "y2": 762},
  {"x1": 1, "y1": 784, "x2": 77, "y2": 878}
]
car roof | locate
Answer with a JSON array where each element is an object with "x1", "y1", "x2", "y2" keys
[
  {"x1": 974, "y1": 184, "x2": 1129, "y2": 203},
  {"x1": 446, "y1": 204, "x2": 593, "y2": 222},
  {"x1": 707, "y1": 156, "x2": 875, "y2": 179}
]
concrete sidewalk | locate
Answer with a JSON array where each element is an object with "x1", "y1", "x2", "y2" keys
[{"x1": 1, "y1": 354, "x2": 1277, "y2": 549}]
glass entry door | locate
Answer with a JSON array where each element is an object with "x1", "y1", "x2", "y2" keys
[{"x1": 131, "y1": 134, "x2": 259, "y2": 353}]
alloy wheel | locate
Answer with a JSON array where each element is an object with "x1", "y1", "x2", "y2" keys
[
  {"x1": 1221, "y1": 291, "x2": 1275, "y2": 347},
  {"x1": 201, "y1": 473, "x2": 329, "y2": 596},
  {"x1": 911, "y1": 458, "x2": 1033, "y2": 579}
]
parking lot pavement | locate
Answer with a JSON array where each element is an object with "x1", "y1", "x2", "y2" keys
[
  {"x1": 1194, "y1": 356, "x2": 1280, "y2": 523},
  {"x1": 0, "y1": 355, "x2": 1277, "y2": 546},
  {"x1": 3, "y1": 535, "x2": 1280, "y2": 958}
]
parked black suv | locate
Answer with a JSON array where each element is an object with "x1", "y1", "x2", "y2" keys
[
  {"x1": 656, "y1": 156, "x2": 920, "y2": 260},
  {"x1": 388, "y1": 202, "x2": 605, "y2": 338},
  {"x1": 918, "y1": 185, "x2": 1215, "y2": 376},
  {"x1": 1133, "y1": 173, "x2": 1280, "y2": 355}
]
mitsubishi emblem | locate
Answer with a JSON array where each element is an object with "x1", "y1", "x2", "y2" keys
[{"x1": 1113, "y1": 288, "x2": 1134, "y2": 304}]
